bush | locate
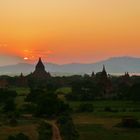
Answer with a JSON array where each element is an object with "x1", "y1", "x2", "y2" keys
[
  {"x1": 37, "y1": 121, "x2": 53, "y2": 140},
  {"x1": 9, "y1": 117, "x2": 18, "y2": 126},
  {"x1": 20, "y1": 103, "x2": 36, "y2": 114},
  {"x1": 57, "y1": 114, "x2": 79, "y2": 140},
  {"x1": 104, "y1": 106, "x2": 112, "y2": 112},
  {"x1": 7, "y1": 133, "x2": 29, "y2": 140},
  {"x1": 77, "y1": 103, "x2": 94, "y2": 112},
  {"x1": 104, "y1": 106, "x2": 118, "y2": 112},
  {"x1": 3, "y1": 98, "x2": 16, "y2": 112},
  {"x1": 117, "y1": 116, "x2": 140, "y2": 128}
]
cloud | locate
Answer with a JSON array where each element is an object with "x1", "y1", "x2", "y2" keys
[{"x1": 23, "y1": 49, "x2": 53, "y2": 60}]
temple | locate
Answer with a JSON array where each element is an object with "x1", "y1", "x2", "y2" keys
[
  {"x1": 100, "y1": 65, "x2": 113, "y2": 95},
  {"x1": 120, "y1": 72, "x2": 132, "y2": 86},
  {"x1": 95, "y1": 65, "x2": 113, "y2": 96},
  {"x1": 32, "y1": 57, "x2": 51, "y2": 79}
]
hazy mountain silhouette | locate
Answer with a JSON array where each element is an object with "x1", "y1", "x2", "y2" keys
[
  {"x1": 0, "y1": 56, "x2": 140, "y2": 75},
  {"x1": 0, "y1": 54, "x2": 24, "y2": 66}
]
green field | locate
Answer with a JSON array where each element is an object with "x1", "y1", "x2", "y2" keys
[
  {"x1": 69, "y1": 101, "x2": 140, "y2": 140},
  {"x1": 69, "y1": 101, "x2": 140, "y2": 117},
  {"x1": 76, "y1": 123, "x2": 140, "y2": 140}
]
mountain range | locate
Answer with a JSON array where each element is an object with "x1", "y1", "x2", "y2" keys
[{"x1": 0, "y1": 56, "x2": 140, "y2": 76}]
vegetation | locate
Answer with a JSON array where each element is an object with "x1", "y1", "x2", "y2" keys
[
  {"x1": 57, "y1": 114, "x2": 79, "y2": 140},
  {"x1": 1, "y1": 72, "x2": 140, "y2": 140},
  {"x1": 76, "y1": 103, "x2": 94, "y2": 112},
  {"x1": 37, "y1": 121, "x2": 53, "y2": 140},
  {"x1": 7, "y1": 133, "x2": 29, "y2": 140}
]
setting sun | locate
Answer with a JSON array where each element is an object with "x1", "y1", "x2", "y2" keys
[{"x1": 24, "y1": 57, "x2": 29, "y2": 60}]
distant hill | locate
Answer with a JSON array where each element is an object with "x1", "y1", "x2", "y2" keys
[{"x1": 0, "y1": 56, "x2": 140, "y2": 76}]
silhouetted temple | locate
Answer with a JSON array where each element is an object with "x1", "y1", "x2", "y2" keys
[
  {"x1": 95, "y1": 65, "x2": 113, "y2": 96},
  {"x1": 91, "y1": 71, "x2": 95, "y2": 78},
  {"x1": 18, "y1": 73, "x2": 28, "y2": 87},
  {"x1": 120, "y1": 72, "x2": 132, "y2": 86},
  {"x1": 32, "y1": 57, "x2": 51, "y2": 79}
]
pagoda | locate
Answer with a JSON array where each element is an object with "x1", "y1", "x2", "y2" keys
[
  {"x1": 95, "y1": 65, "x2": 113, "y2": 96},
  {"x1": 32, "y1": 57, "x2": 51, "y2": 79}
]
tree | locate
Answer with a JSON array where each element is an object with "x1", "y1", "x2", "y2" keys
[
  {"x1": 37, "y1": 121, "x2": 52, "y2": 140},
  {"x1": 0, "y1": 89, "x2": 17, "y2": 103},
  {"x1": 0, "y1": 89, "x2": 17, "y2": 113},
  {"x1": 66, "y1": 78, "x2": 100, "y2": 101},
  {"x1": 3, "y1": 98, "x2": 16, "y2": 112},
  {"x1": 57, "y1": 114, "x2": 79, "y2": 140},
  {"x1": 128, "y1": 83, "x2": 140, "y2": 101},
  {"x1": 35, "y1": 93, "x2": 70, "y2": 117}
]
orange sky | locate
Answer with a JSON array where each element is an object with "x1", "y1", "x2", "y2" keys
[{"x1": 0, "y1": 0, "x2": 140, "y2": 64}]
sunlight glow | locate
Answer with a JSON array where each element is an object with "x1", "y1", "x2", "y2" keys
[{"x1": 24, "y1": 57, "x2": 28, "y2": 60}]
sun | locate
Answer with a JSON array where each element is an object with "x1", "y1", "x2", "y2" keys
[{"x1": 24, "y1": 57, "x2": 29, "y2": 60}]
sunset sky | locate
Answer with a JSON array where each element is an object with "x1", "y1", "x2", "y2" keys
[{"x1": 0, "y1": 0, "x2": 140, "y2": 65}]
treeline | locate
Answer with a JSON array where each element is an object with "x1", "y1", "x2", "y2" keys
[{"x1": 2, "y1": 73, "x2": 140, "y2": 101}]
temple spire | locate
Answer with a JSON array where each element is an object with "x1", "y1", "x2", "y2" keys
[
  {"x1": 101, "y1": 65, "x2": 108, "y2": 78},
  {"x1": 102, "y1": 65, "x2": 106, "y2": 72},
  {"x1": 32, "y1": 57, "x2": 51, "y2": 78},
  {"x1": 20, "y1": 72, "x2": 23, "y2": 77},
  {"x1": 39, "y1": 57, "x2": 42, "y2": 62},
  {"x1": 36, "y1": 57, "x2": 45, "y2": 71}
]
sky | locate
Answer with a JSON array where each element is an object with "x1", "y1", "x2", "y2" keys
[{"x1": 0, "y1": 0, "x2": 140, "y2": 65}]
